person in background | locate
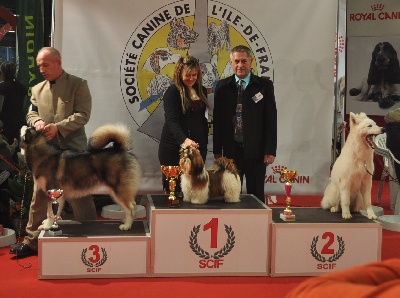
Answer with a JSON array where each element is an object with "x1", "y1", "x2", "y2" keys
[
  {"x1": 0, "y1": 120, "x2": 18, "y2": 228},
  {"x1": 213, "y1": 45, "x2": 277, "y2": 202},
  {"x1": 0, "y1": 120, "x2": 18, "y2": 157},
  {"x1": 158, "y1": 55, "x2": 211, "y2": 192},
  {"x1": 0, "y1": 61, "x2": 27, "y2": 159},
  {"x1": 384, "y1": 108, "x2": 400, "y2": 182},
  {"x1": 9, "y1": 47, "x2": 97, "y2": 257}
]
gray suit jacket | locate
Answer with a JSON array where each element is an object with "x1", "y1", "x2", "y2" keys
[{"x1": 26, "y1": 71, "x2": 92, "y2": 150}]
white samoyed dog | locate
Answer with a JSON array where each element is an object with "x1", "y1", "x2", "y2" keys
[{"x1": 321, "y1": 112, "x2": 385, "y2": 219}]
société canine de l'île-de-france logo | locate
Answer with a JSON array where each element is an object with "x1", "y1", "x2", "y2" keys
[
  {"x1": 311, "y1": 232, "x2": 345, "y2": 270},
  {"x1": 189, "y1": 218, "x2": 235, "y2": 269},
  {"x1": 349, "y1": 3, "x2": 400, "y2": 22},
  {"x1": 120, "y1": 0, "x2": 273, "y2": 142},
  {"x1": 81, "y1": 245, "x2": 108, "y2": 272}
]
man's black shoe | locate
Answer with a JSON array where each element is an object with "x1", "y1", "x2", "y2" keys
[{"x1": 9, "y1": 243, "x2": 37, "y2": 257}]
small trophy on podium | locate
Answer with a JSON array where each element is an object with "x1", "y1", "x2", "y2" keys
[
  {"x1": 280, "y1": 170, "x2": 297, "y2": 221},
  {"x1": 161, "y1": 165, "x2": 181, "y2": 207},
  {"x1": 47, "y1": 189, "x2": 63, "y2": 236}
]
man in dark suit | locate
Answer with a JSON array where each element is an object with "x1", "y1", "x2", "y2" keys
[{"x1": 213, "y1": 45, "x2": 277, "y2": 202}]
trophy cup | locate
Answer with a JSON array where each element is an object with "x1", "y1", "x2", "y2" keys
[
  {"x1": 47, "y1": 189, "x2": 63, "y2": 236},
  {"x1": 280, "y1": 170, "x2": 298, "y2": 221},
  {"x1": 161, "y1": 165, "x2": 181, "y2": 207}
]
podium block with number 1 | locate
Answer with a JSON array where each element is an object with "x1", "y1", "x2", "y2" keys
[{"x1": 145, "y1": 194, "x2": 272, "y2": 276}]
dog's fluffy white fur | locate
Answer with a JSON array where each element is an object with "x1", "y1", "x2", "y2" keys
[
  {"x1": 179, "y1": 147, "x2": 241, "y2": 204},
  {"x1": 321, "y1": 112, "x2": 385, "y2": 219}
]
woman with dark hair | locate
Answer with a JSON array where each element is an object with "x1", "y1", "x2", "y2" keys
[
  {"x1": 158, "y1": 55, "x2": 211, "y2": 191},
  {"x1": 0, "y1": 61, "x2": 28, "y2": 153}
]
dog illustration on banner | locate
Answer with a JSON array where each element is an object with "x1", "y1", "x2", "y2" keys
[
  {"x1": 179, "y1": 147, "x2": 241, "y2": 204},
  {"x1": 167, "y1": 17, "x2": 199, "y2": 50},
  {"x1": 21, "y1": 123, "x2": 142, "y2": 231},
  {"x1": 321, "y1": 112, "x2": 385, "y2": 219},
  {"x1": 143, "y1": 48, "x2": 182, "y2": 74},
  {"x1": 349, "y1": 42, "x2": 400, "y2": 109}
]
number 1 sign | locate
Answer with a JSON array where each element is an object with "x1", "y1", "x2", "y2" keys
[{"x1": 149, "y1": 195, "x2": 272, "y2": 276}]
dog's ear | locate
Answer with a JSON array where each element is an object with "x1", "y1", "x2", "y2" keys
[
  {"x1": 349, "y1": 112, "x2": 359, "y2": 128},
  {"x1": 20, "y1": 126, "x2": 28, "y2": 140},
  {"x1": 368, "y1": 43, "x2": 381, "y2": 85},
  {"x1": 350, "y1": 112, "x2": 368, "y2": 127},
  {"x1": 22, "y1": 127, "x2": 36, "y2": 144},
  {"x1": 191, "y1": 151, "x2": 205, "y2": 176}
]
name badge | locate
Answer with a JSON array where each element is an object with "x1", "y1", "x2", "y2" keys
[{"x1": 252, "y1": 92, "x2": 263, "y2": 103}]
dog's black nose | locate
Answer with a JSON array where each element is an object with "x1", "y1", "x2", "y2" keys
[{"x1": 381, "y1": 128, "x2": 386, "y2": 133}]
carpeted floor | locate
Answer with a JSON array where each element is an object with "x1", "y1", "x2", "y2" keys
[{"x1": 0, "y1": 180, "x2": 399, "y2": 298}]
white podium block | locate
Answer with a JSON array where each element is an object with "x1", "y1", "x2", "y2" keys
[
  {"x1": 38, "y1": 220, "x2": 150, "y2": 279},
  {"x1": 145, "y1": 194, "x2": 271, "y2": 277},
  {"x1": 271, "y1": 208, "x2": 382, "y2": 277}
]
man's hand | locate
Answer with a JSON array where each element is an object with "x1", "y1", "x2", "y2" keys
[
  {"x1": 42, "y1": 123, "x2": 58, "y2": 140},
  {"x1": 264, "y1": 154, "x2": 275, "y2": 165},
  {"x1": 34, "y1": 119, "x2": 46, "y2": 131}
]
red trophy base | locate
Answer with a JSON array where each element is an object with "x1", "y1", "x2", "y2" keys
[{"x1": 280, "y1": 211, "x2": 296, "y2": 222}]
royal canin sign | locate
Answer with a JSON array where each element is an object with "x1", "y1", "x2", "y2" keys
[{"x1": 349, "y1": 4, "x2": 400, "y2": 21}]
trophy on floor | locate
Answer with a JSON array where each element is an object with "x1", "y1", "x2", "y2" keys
[
  {"x1": 161, "y1": 165, "x2": 181, "y2": 207},
  {"x1": 280, "y1": 170, "x2": 298, "y2": 221},
  {"x1": 47, "y1": 189, "x2": 63, "y2": 236}
]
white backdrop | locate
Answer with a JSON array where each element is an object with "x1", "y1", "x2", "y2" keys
[{"x1": 53, "y1": 0, "x2": 337, "y2": 195}]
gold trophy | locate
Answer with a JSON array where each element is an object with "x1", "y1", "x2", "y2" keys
[
  {"x1": 161, "y1": 165, "x2": 181, "y2": 207},
  {"x1": 280, "y1": 170, "x2": 298, "y2": 221}
]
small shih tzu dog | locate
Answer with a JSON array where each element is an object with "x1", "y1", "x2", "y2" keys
[{"x1": 179, "y1": 147, "x2": 241, "y2": 204}]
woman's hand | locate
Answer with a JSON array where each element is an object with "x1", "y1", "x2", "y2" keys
[{"x1": 181, "y1": 138, "x2": 199, "y2": 149}]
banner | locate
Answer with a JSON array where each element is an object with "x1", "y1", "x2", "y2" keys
[
  {"x1": 53, "y1": 0, "x2": 337, "y2": 195},
  {"x1": 16, "y1": 0, "x2": 44, "y2": 111},
  {"x1": 346, "y1": 0, "x2": 400, "y2": 116}
]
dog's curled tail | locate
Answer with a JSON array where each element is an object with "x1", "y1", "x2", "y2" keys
[
  {"x1": 88, "y1": 123, "x2": 131, "y2": 151},
  {"x1": 211, "y1": 157, "x2": 239, "y2": 177}
]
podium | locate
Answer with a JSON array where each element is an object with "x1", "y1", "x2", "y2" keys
[
  {"x1": 37, "y1": 198, "x2": 383, "y2": 279},
  {"x1": 38, "y1": 220, "x2": 150, "y2": 279},
  {"x1": 270, "y1": 208, "x2": 382, "y2": 276},
  {"x1": 145, "y1": 194, "x2": 271, "y2": 276}
]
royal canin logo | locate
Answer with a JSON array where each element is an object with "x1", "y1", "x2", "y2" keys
[
  {"x1": 266, "y1": 165, "x2": 310, "y2": 184},
  {"x1": 349, "y1": 4, "x2": 400, "y2": 21}
]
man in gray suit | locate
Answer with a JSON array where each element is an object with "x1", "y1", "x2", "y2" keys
[{"x1": 10, "y1": 47, "x2": 97, "y2": 257}]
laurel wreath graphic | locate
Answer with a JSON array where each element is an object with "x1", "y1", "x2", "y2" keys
[
  {"x1": 328, "y1": 236, "x2": 345, "y2": 262},
  {"x1": 189, "y1": 224, "x2": 235, "y2": 259},
  {"x1": 81, "y1": 247, "x2": 108, "y2": 267},
  {"x1": 310, "y1": 235, "x2": 345, "y2": 263}
]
